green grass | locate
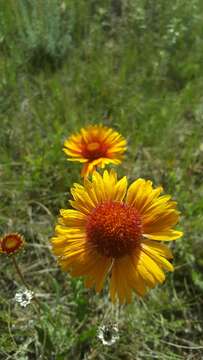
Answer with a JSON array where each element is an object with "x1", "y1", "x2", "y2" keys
[{"x1": 1, "y1": 0, "x2": 203, "y2": 359}]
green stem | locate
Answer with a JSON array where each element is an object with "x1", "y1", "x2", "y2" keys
[
  {"x1": 12, "y1": 256, "x2": 42, "y2": 309},
  {"x1": 12, "y1": 256, "x2": 29, "y2": 288}
]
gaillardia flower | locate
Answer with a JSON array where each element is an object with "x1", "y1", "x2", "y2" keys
[
  {"x1": 63, "y1": 125, "x2": 127, "y2": 177},
  {"x1": 52, "y1": 170, "x2": 183, "y2": 303},
  {"x1": 0, "y1": 233, "x2": 25, "y2": 255}
]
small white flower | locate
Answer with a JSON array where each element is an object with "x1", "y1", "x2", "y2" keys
[
  {"x1": 15, "y1": 288, "x2": 34, "y2": 308},
  {"x1": 97, "y1": 323, "x2": 119, "y2": 346}
]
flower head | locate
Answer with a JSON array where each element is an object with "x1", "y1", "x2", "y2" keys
[
  {"x1": 51, "y1": 170, "x2": 183, "y2": 304},
  {"x1": 0, "y1": 233, "x2": 25, "y2": 255},
  {"x1": 15, "y1": 288, "x2": 34, "y2": 307},
  {"x1": 63, "y1": 125, "x2": 127, "y2": 177},
  {"x1": 97, "y1": 323, "x2": 119, "y2": 346}
]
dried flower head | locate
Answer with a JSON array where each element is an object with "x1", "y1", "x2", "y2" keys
[
  {"x1": 97, "y1": 323, "x2": 119, "y2": 346},
  {"x1": 15, "y1": 288, "x2": 34, "y2": 307},
  {"x1": 0, "y1": 233, "x2": 25, "y2": 255}
]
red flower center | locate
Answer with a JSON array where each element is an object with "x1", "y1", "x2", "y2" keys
[
  {"x1": 82, "y1": 141, "x2": 108, "y2": 160},
  {"x1": 1, "y1": 234, "x2": 24, "y2": 254},
  {"x1": 86, "y1": 202, "x2": 142, "y2": 258}
]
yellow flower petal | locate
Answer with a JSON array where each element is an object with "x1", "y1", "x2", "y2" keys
[
  {"x1": 141, "y1": 239, "x2": 173, "y2": 258},
  {"x1": 84, "y1": 257, "x2": 112, "y2": 292},
  {"x1": 141, "y1": 242, "x2": 174, "y2": 272},
  {"x1": 110, "y1": 256, "x2": 147, "y2": 303},
  {"x1": 143, "y1": 229, "x2": 183, "y2": 241},
  {"x1": 134, "y1": 250, "x2": 166, "y2": 284},
  {"x1": 59, "y1": 209, "x2": 87, "y2": 227},
  {"x1": 110, "y1": 259, "x2": 132, "y2": 304},
  {"x1": 126, "y1": 178, "x2": 163, "y2": 213}
]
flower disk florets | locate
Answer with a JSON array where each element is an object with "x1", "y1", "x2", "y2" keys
[
  {"x1": 86, "y1": 201, "x2": 142, "y2": 258},
  {"x1": 82, "y1": 141, "x2": 108, "y2": 161}
]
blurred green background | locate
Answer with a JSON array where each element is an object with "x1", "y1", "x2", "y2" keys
[{"x1": 0, "y1": 0, "x2": 203, "y2": 359}]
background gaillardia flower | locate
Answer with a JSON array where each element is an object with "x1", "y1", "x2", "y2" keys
[
  {"x1": 52, "y1": 170, "x2": 183, "y2": 304},
  {"x1": 63, "y1": 125, "x2": 127, "y2": 177},
  {"x1": 0, "y1": 233, "x2": 25, "y2": 255}
]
